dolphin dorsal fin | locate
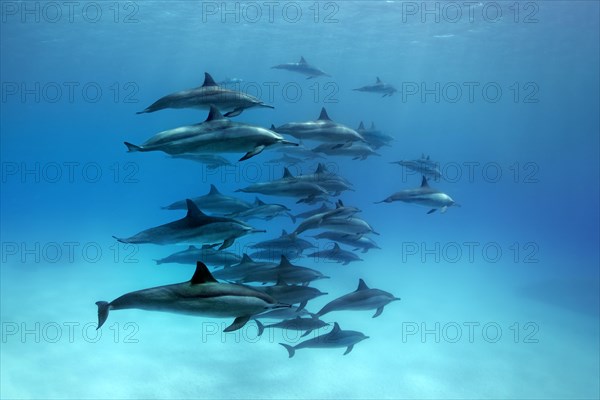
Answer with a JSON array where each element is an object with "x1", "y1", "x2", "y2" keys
[
  {"x1": 318, "y1": 107, "x2": 331, "y2": 121},
  {"x1": 275, "y1": 275, "x2": 287, "y2": 286},
  {"x1": 299, "y1": 56, "x2": 307, "y2": 64},
  {"x1": 255, "y1": 197, "x2": 266, "y2": 206},
  {"x1": 278, "y1": 255, "x2": 294, "y2": 268},
  {"x1": 376, "y1": 77, "x2": 382, "y2": 83},
  {"x1": 270, "y1": 124, "x2": 276, "y2": 130},
  {"x1": 185, "y1": 199, "x2": 209, "y2": 221},
  {"x1": 315, "y1": 163, "x2": 326, "y2": 174},
  {"x1": 282, "y1": 167, "x2": 294, "y2": 179},
  {"x1": 205, "y1": 105, "x2": 225, "y2": 122},
  {"x1": 356, "y1": 279, "x2": 369, "y2": 291},
  {"x1": 421, "y1": 176, "x2": 429, "y2": 188},
  {"x1": 281, "y1": 229, "x2": 288, "y2": 236},
  {"x1": 188, "y1": 245, "x2": 198, "y2": 250},
  {"x1": 332, "y1": 243, "x2": 340, "y2": 251},
  {"x1": 202, "y1": 72, "x2": 219, "y2": 87},
  {"x1": 191, "y1": 261, "x2": 218, "y2": 284},
  {"x1": 331, "y1": 322, "x2": 341, "y2": 334},
  {"x1": 370, "y1": 122, "x2": 376, "y2": 130},
  {"x1": 241, "y1": 253, "x2": 253, "y2": 263},
  {"x1": 358, "y1": 121, "x2": 365, "y2": 130},
  {"x1": 208, "y1": 184, "x2": 221, "y2": 195}
]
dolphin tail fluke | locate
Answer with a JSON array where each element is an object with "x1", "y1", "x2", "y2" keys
[
  {"x1": 279, "y1": 343, "x2": 296, "y2": 358},
  {"x1": 95, "y1": 301, "x2": 110, "y2": 330},
  {"x1": 224, "y1": 315, "x2": 251, "y2": 332},
  {"x1": 255, "y1": 320, "x2": 265, "y2": 337},
  {"x1": 259, "y1": 103, "x2": 275, "y2": 110},
  {"x1": 124, "y1": 142, "x2": 143, "y2": 153}
]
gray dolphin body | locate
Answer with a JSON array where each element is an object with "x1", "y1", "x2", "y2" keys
[
  {"x1": 170, "y1": 154, "x2": 233, "y2": 170},
  {"x1": 236, "y1": 176, "x2": 329, "y2": 203},
  {"x1": 267, "y1": 153, "x2": 305, "y2": 166},
  {"x1": 253, "y1": 306, "x2": 314, "y2": 320},
  {"x1": 353, "y1": 77, "x2": 397, "y2": 97},
  {"x1": 316, "y1": 279, "x2": 400, "y2": 318},
  {"x1": 312, "y1": 231, "x2": 381, "y2": 253},
  {"x1": 376, "y1": 176, "x2": 458, "y2": 214},
  {"x1": 249, "y1": 248, "x2": 303, "y2": 262},
  {"x1": 240, "y1": 256, "x2": 329, "y2": 286},
  {"x1": 279, "y1": 323, "x2": 369, "y2": 357},
  {"x1": 114, "y1": 200, "x2": 264, "y2": 250},
  {"x1": 281, "y1": 165, "x2": 354, "y2": 196},
  {"x1": 256, "y1": 316, "x2": 329, "y2": 337},
  {"x1": 125, "y1": 106, "x2": 297, "y2": 162},
  {"x1": 391, "y1": 155, "x2": 442, "y2": 180},
  {"x1": 95, "y1": 261, "x2": 286, "y2": 332},
  {"x1": 271, "y1": 56, "x2": 331, "y2": 79},
  {"x1": 294, "y1": 203, "x2": 333, "y2": 220},
  {"x1": 163, "y1": 184, "x2": 252, "y2": 215},
  {"x1": 357, "y1": 122, "x2": 394, "y2": 149},
  {"x1": 255, "y1": 279, "x2": 328, "y2": 311},
  {"x1": 154, "y1": 244, "x2": 242, "y2": 267},
  {"x1": 250, "y1": 229, "x2": 316, "y2": 253},
  {"x1": 228, "y1": 198, "x2": 295, "y2": 223},
  {"x1": 274, "y1": 108, "x2": 365, "y2": 144},
  {"x1": 294, "y1": 201, "x2": 366, "y2": 235},
  {"x1": 312, "y1": 142, "x2": 380, "y2": 160},
  {"x1": 212, "y1": 254, "x2": 275, "y2": 281},
  {"x1": 137, "y1": 72, "x2": 272, "y2": 117},
  {"x1": 306, "y1": 243, "x2": 363, "y2": 265}
]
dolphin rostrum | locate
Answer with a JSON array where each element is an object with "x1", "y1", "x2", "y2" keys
[
  {"x1": 279, "y1": 322, "x2": 369, "y2": 357},
  {"x1": 316, "y1": 279, "x2": 400, "y2": 318},
  {"x1": 137, "y1": 72, "x2": 273, "y2": 117},
  {"x1": 95, "y1": 261, "x2": 287, "y2": 332}
]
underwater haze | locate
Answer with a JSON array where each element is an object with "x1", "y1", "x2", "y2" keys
[{"x1": 1, "y1": 1, "x2": 599, "y2": 399}]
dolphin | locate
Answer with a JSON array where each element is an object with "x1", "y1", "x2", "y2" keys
[
  {"x1": 306, "y1": 243, "x2": 363, "y2": 265},
  {"x1": 279, "y1": 323, "x2": 369, "y2": 357},
  {"x1": 294, "y1": 202, "x2": 366, "y2": 235},
  {"x1": 239, "y1": 255, "x2": 329, "y2": 286},
  {"x1": 353, "y1": 77, "x2": 397, "y2": 97},
  {"x1": 255, "y1": 277, "x2": 328, "y2": 311},
  {"x1": 236, "y1": 176, "x2": 329, "y2": 203},
  {"x1": 249, "y1": 229, "x2": 316, "y2": 253},
  {"x1": 249, "y1": 248, "x2": 303, "y2": 262},
  {"x1": 391, "y1": 155, "x2": 442, "y2": 180},
  {"x1": 113, "y1": 199, "x2": 264, "y2": 250},
  {"x1": 271, "y1": 56, "x2": 331, "y2": 79},
  {"x1": 256, "y1": 315, "x2": 329, "y2": 337},
  {"x1": 267, "y1": 153, "x2": 305, "y2": 166},
  {"x1": 170, "y1": 154, "x2": 233, "y2": 170},
  {"x1": 293, "y1": 203, "x2": 332, "y2": 220},
  {"x1": 253, "y1": 306, "x2": 314, "y2": 320},
  {"x1": 317, "y1": 279, "x2": 400, "y2": 318},
  {"x1": 301, "y1": 216, "x2": 378, "y2": 236},
  {"x1": 125, "y1": 106, "x2": 297, "y2": 162},
  {"x1": 281, "y1": 167, "x2": 354, "y2": 196},
  {"x1": 375, "y1": 176, "x2": 459, "y2": 214},
  {"x1": 212, "y1": 254, "x2": 275, "y2": 281},
  {"x1": 274, "y1": 108, "x2": 366, "y2": 144},
  {"x1": 312, "y1": 231, "x2": 380, "y2": 253},
  {"x1": 357, "y1": 122, "x2": 394, "y2": 150},
  {"x1": 312, "y1": 142, "x2": 380, "y2": 160},
  {"x1": 137, "y1": 72, "x2": 272, "y2": 117},
  {"x1": 218, "y1": 77, "x2": 244, "y2": 87},
  {"x1": 95, "y1": 261, "x2": 287, "y2": 332},
  {"x1": 154, "y1": 244, "x2": 242, "y2": 267},
  {"x1": 162, "y1": 184, "x2": 252, "y2": 215},
  {"x1": 228, "y1": 197, "x2": 296, "y2": 223}
]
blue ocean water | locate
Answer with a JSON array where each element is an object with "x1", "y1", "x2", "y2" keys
[{"x1": 1, "y1": 1, "x2": 599, "y2": 399}]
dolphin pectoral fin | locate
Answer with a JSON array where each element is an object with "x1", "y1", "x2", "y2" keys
[
  {"x1": 300, "y1": 329, "x2": 313, "y2": 337},
  {"x1": 95, "y1": 301, "x2": 110, "y2": 330},
  {"x1": 239, "y1": 145, "x2": 266, "y2": 161},
  {"x1": 373, "y1": 306, "x2": 384, "y2": 318},
  {"x1": 224, "y1": 108, "x2": 243, "y2": 118},
  {"x1": 287, "y1": 212, "x2": 297, "y2": 224},
  {"x1": 427, "y1": 208, "x2": 437, "y2": 214},
  {"x1": 343, "y1": 345, "x2": 354, "y2": 355},
  {"x1": 219, "y1": 238, "x2": 235, "y2": 250},
  {"x1": 255, "y1": 320, "x2": 265, "y2": 337},
  {"x1": 224, "y1": 315, "x2": 252, "y2": 332},
  {"x1": 279, "y1": 343, "x2": 296, "y2": 358},
  {"x1": 440, "y1": 206, "x2": 448, "y2": 213},
  {"x1": 297, "y1": 300, "x2": 308, "y2": 312}
]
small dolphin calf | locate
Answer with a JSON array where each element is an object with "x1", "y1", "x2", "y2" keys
[
  {"x1": 96, "y1": 261, "x2": 286, "y2": 332},
  {"x1": 312, "y1": 142, "x2": 380, "y2": 160},
  {"x1": 353, "y1": 77, "x2": 397, "y2": 97},
  {"x1": 271, "y1": 56, "x2": 331, "y2": 79},
  {"x1": 154, "y1": 244, "x2": 242, "y2": 267},
  {"x1": 357, "y1": 122, "x2": 394, "y2": 150},
  {"x1": 229, "y1": 197, "x2": 295, "y2": 223},
  {"x1": 163, "y1": 184, "x2": 252, "y2": 215},
  {"x1": 279, "y1": 323, "x2": 369, "y2": 357},
  {"x1": 137, "y1": 72, "x2": 272, "y2": 117},
  {"x1": 312, "y1": 232, "x2": 380, "y2": 253},
  {"x1": 376, "y1": 176, "x2": 459, "y2": 214},
  {"x1": 256, "y1": 316, "x2": 329, "y2": 337},
  {"x1": 307, "y1": 243, "x2": 363, "y2": 265},
  {"x1": 114, "y1": 200, "x2": 264, "y2": 250},
  {"x1": 317, "y1": 279, "x2": 400, "y2": 318},
  {"x1": 125, "y1": 106, "x2": 296, "y2": 162},
  {"x1": 170, "y1": 154, "x2": 233, "y2": 170}
]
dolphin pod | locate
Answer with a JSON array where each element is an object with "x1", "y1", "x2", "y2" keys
[{"x1": 101, "y1": 64, "x2": 465, "y2": 356}]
